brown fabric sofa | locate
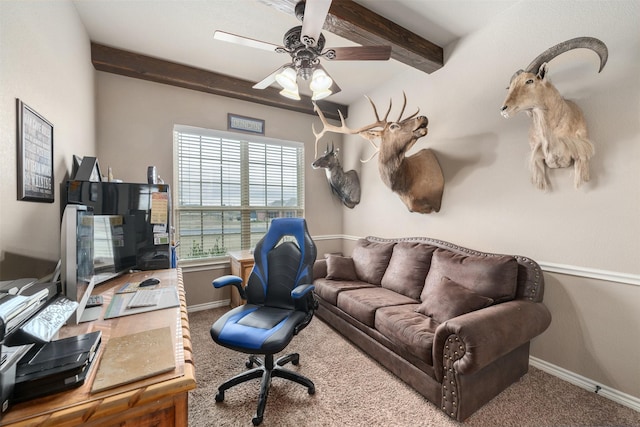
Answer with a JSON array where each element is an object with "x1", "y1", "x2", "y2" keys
[{"x1": 312, "y1": 236, "x2": 552, "y2": 421}]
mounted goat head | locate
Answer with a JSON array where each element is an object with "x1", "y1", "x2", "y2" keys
[
  {"x1": 500, "y1": 37, "x2": 608, "y2": 191},
  {"x1": 313, "y1": 94, "x2": 444, "y2": 213},
  {"x1": 312, "y1": 142, "x2": 361, "y2": 209}
]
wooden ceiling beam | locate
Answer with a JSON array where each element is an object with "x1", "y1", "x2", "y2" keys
[
  {"x1": 260, "y1": 0, "x2": 444, "y2": 74},
  {"x1": 91, "y1": 42, "x2": 348, "y2": 120}
]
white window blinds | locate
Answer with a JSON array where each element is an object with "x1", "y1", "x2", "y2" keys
[{"x1": 174, "y1": 125, "x2": 304, "y2": 261}]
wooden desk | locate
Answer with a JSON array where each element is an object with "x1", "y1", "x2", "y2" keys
[
  {"x1": 0, "y1": 268, "x2": 195, "y2": 427},
  {"x1": 228, "y1": 250, "x2": 254, "y2": 308}
]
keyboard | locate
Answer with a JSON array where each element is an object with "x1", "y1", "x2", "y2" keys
[
  {"x1": 16, "y1": 296, "x2": 78, "y2": 344},
  {"x1": 127, "y1": 290, "x2": 161, "y2": 308}
]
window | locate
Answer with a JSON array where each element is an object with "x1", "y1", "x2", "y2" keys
[{"x1": 174, "y1": 125, "x2": 304, "y2": 261}]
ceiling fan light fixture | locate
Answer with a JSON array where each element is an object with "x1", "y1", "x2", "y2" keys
[
  {"x1": 280, "y1": 87, "x2": 301, "y2": 100},
  {"x1": 275, "y1": 67, "x2": 298, "y2": 91},
  {"x1": 310, "y1": 68, "x2": 333, "y2": 91},
  {"x1": 311, "y1": 88, "x2": 332, "y2": 100}
]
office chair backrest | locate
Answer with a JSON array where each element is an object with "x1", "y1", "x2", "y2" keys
[{"x1": 245, "y1": 218, "x2": 316, "y2": 309}]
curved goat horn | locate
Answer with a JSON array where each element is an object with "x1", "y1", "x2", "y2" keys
[{"x1": 525, "y1": 37, "x2": 608, "y2": 74}]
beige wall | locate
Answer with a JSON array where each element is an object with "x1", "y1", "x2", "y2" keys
[
  {"x1": 338, "y1": 0, "x2": 640, "y2": 399},
  {"x1": 0, "y1": 0, "x2": 95, "y2": 279},
  {"x1": 341, "y1": 1, "x2": 639, "y2": 273},
  {"x1": 93, "y1": 72, "x2": 344, "y2": 306},
  {"x1": 1, "y1": 0, "x2": 638, "y2": 406},
  {"x1": 531, "y1": 273, "x2": 640, "y2": 398}
]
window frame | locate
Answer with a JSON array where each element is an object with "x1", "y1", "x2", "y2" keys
[{"x1": 173, "y1": 124, "x2": 305, "y2": 265}]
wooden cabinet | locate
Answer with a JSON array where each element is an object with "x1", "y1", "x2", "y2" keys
[{"x1": 228, "y1": 250, "x2": 255, "y2": 308}]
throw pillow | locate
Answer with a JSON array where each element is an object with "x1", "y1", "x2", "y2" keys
[
  {"x1": 351, "y1": 239, "x2": 396, "y2": 285},
  {"x1": 326, "y1": 255, "x2": 358, "y2": 281},
  {"x1": 416, "y1": 276, "x2": 494, "y2": 323},
  {"x1": 421, "y1": 249, "x2": 519, "y2": 303},
  {"x1": 381, "y1": 242, "x2": 436, "y2": 300}
]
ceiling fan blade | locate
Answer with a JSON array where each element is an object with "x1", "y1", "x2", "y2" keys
[
  {"x1": 328, "y1": 77, "x2": 341, "y2": 96},
  {"x1": 325, "y1": 46, "x2": 392, "y2": 61},
  {"x1": 214, "y1": 30, "x2": 280, "y2": 52},
  {"x1": 301, "y1": 0, "x2": 332, "y2": 47},
  {"x1": 252, "y1": 65, "x2": 288, "y2": 89}
]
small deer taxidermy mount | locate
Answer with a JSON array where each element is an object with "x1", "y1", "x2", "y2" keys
[
  {"x1": 313, "y1": 93, "x2": 444, "y2": 213},
  {"x1": 312, "y1": 142, "x2": 361, "y2": 209},
  {"x1": 500, "y1": 37, "x2": 608, "y2": 191}
]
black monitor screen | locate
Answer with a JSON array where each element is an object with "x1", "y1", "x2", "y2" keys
[
  {"x1": 92, "y1": 215, "x2": 137, "y2": 284},
  {"x1": 65, "y1": 180, "x2": 171, "y2": 272}
]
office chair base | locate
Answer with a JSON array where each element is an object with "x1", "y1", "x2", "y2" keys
[{"x1": 214, "y1": 353, "x2": 315, "y2": 426}]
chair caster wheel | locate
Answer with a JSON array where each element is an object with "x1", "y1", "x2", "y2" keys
[
  {"x1": 252, "y1": 416, "x2": 263, "y2": 425},
  {"x1": 291, "y1": 354, "x2": 300, "y2": 366},
  {"x1": 308, "y1": 386, "x2": 315, "y2": 395},
  {"x1": 246, "y1": 360, "x2": 254, "y2": 368},
  {"x1": 215, "y1": 391, "x2": 224, "y2": 402}
]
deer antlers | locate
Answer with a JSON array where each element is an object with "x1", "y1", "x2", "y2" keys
[
  {"x1": 312, "y1": 93, "x2": 419, "y2": 162},
  {"x1": 312, "y1": 99, "x2": 386, "y2": 158}
]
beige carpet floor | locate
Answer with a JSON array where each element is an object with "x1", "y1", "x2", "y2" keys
[{"x1": 188, "y1": 307, "x2": 640, "y2": 426}]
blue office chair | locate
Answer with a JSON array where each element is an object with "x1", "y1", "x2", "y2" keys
[{"x1": 210, "y1": 218, "x2": 317, "y2": 426}]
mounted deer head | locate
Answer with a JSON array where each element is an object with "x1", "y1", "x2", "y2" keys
[
  {"x1": 313, "y1": 93, "x2": 444, "y2": 213},
  {"x1": 312, "y1": 142, "x2": 361, "y2": 209}
]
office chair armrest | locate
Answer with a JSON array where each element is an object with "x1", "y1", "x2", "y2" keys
[
  {"x1": 212, "y1": 275, "x2": 247, "y2": 300},
  {"x1": 292, "y1": 284, "x2": 318, "y2": 316},
  {"x1": 292, "y1": 284, "x2": 317, "y2": 335},
  {"x1": 291, "y1": 284, "x2": 315, "y2": 299}
]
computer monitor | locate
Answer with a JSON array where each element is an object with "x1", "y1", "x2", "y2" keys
[
  {"x1": 60, "y1": 204, "x2": 95, "y2": 324},
  {"x1": 65, "y1": 180, "x2": 171, "y2": 271},
  {"x1": 91, "y1": 214, "x2": 136, "y2": 285}
]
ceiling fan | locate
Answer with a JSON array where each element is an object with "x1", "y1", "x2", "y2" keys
[{"x1": 213, "y1": 0, "x2": 392, "y2": 101}]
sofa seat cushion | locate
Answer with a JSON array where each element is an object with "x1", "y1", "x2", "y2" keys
[
  {"x1": 422, "y1": 249, "x2": 519, "y2": 304},
  {"x1": 381, "y1": 242, "x2": 436, "y2": 300},
  {"x1": 337, "y1": 287, "x2": 416, "y2": 327},
  {"x1": 352, "y1": 239, "x2": 396, "y2": 285},
  {"x1": 313, "y1": 278, "x2": 376, "y2": 306},
  {"x1": 375, "y1": 304, "x2": 438, "y2": 365}
]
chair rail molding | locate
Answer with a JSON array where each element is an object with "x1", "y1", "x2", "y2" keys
[
  {"x1": 331, "y1": 234, "x2": 639, "y2": 287},
  {"x1": 538, "y1": 262, "x2": 640, "y2": 287}
]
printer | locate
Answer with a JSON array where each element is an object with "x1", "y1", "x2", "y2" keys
[{"x1": 0, "y1": 278, "x2": 98, "y2": 416}]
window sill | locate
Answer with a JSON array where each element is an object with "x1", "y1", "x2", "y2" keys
[{"x1": 178, "y1": 257, "x2": 230, "y2": 273}]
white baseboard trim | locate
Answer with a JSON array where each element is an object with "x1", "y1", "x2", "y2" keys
[
  {"x1": 529, "y1": 356, "x2": 640, "y2": 413},
  {"x1": 187, "y1": 299, "x2": 230, "y2": 313}
]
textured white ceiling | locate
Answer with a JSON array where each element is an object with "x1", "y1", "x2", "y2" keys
[{"x1": 72, "y1": 0, "x2": 518, "y2": 105}]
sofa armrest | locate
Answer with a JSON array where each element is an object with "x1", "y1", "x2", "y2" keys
[{"x1": 433, "y1": 300, "x2": 551, "y2": 381}]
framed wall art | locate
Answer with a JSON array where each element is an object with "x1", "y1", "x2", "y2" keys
[
  {"x1": 17, "y1": 99, "x2": 54, "y2": 202},
  {"x1": 228, "y1": 113, "x2": 265, "y2": 135}
]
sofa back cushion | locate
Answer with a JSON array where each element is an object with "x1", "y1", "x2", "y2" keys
[
  {"x1": 351, "y1": 239, "x2": 395, "y2": 285},
  {"x1": 381, "y1": 242, "x2": 436, "y2": 300},
  {"x1": 421, "y1": 249, "x2": 519, "y2": 304},
  {"x1": 416, "y1": 276, "x2": 494, "y2": 323}
]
